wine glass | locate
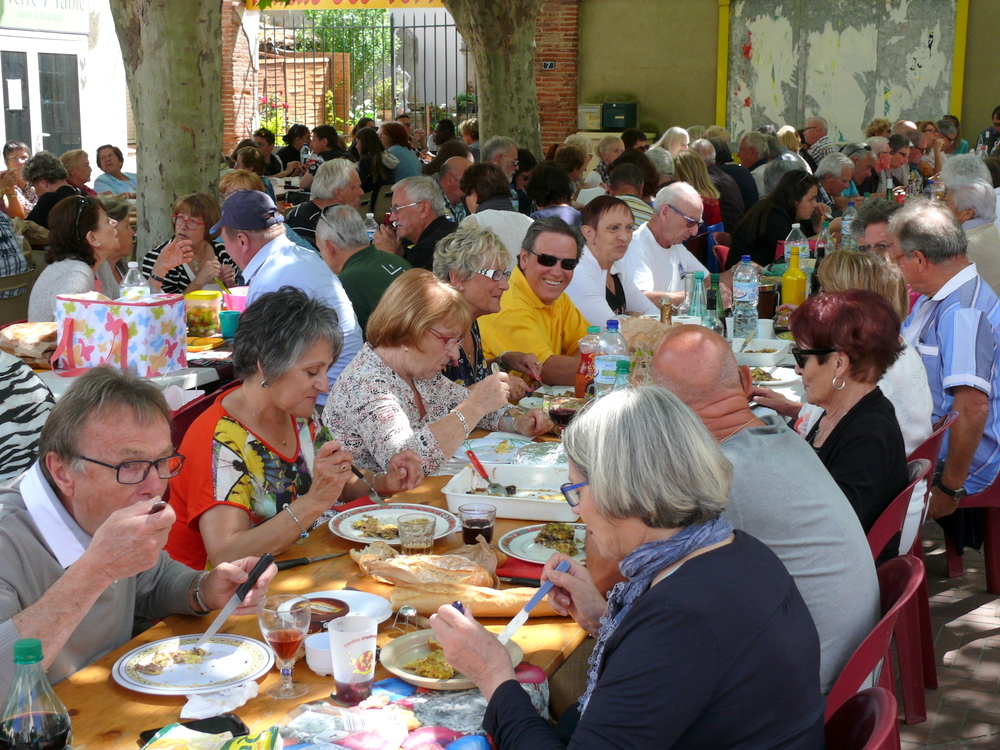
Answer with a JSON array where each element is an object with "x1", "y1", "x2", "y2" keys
[
  {"x1": 258, "y1": 594, "x2": 311, "y2": 699},
  {"x1": 543, "y1": 395, "x2": 587, "y2": 434}
]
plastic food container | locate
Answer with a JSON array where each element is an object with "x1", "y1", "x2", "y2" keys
[
  {"x1": 185, "y1": 290, "x2": 222, "y2": 337},
  {"x1": 442, "y1": 464, "x2": 576, "y2": 522},
  {"x1": 731, "y1": 338, "x2": 791, "y2": 368}
]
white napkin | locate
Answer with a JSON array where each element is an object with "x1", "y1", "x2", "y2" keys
[{"x1": 181, "y1": 681, "x2": 258, "y2": 720}]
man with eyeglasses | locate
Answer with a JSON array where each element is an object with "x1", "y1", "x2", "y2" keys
[
  {"x1": 619, "y1": 181, "x2": 709, "y2": 309},
  {"x1": 802, "y1": 116, "x2": 838, "y2": 163},
  {"x1": 941, "y1": 180, "x2": 1000, "y2": 298},
  {"x1": 372, "y1": 176, "x2": 456, "y2": 270},
  {"x1": 479, "y1": 217, "x2": 590, "y2": 386},
  {"x1": 481, "y1": 136, "x2": 521, "y2": 212},
  {"x1": 284, "y1": 158, "x2": 363, "y2": 250},
  {"x1": 839, "y1": 142, "x2": 876, "y2": 199},
  {"x1": 434, "y1": 156, "x2": 472, "y2": 223},
  {"x1": 0, "y1": 368, "x2": 276, "y2": 695},
  {"x1": 891, "y1": 202, "x2": 1000, "y2": 556},
  {"x1": 848, "y1": 198, "x2": 901, "y2": 255}
]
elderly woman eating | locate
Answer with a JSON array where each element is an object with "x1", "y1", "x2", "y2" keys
[
  {"x1": 430, "y1": 386, "x2": 825, "y2": 748},
  {"x1": 166, "y1": 287, "x2": 422, "y2": 569},
  {"x1": 1, "y1": 141, "x2": 36, "y2": 218},
  {"x1": 94, "y1": 144, "x2": 137, "y2": 196},
  {"x1": 324, "y1": 269, "x2": 550, "y2": 475},
  {"x1": 433, "y1": 223, "x2": 543, "y2": 398},
  {"x1": 23, "y1": 151, "x2": 81, "y2": 229}
]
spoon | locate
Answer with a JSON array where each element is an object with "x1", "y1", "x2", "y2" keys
[{"x1": 466, "y1": 450, "x2": 510, "y2": 497}]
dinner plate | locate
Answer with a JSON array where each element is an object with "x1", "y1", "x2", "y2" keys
[
  {"x1": 112, "y1": 634, "x2": 273, "y2": 695},
  {"x1": 379, "y1": 628, "x2": 522, "y2": 690},
  {"x1": 460, "y1": 436, "x2": 533, "y2": 464},
  {"x1": 532, "y1": 385, "x2": 576, "y2": 398},
  {"x1": 498, "y1": 523, "x2": 587, "y2": 565},
  {"x1": 752, "y1": 367, "x2": 801, "y2": 388},
  {"x1": 303, "y1": 589, "x2": 393, "y2": 624},
  {"x1": 328, "y1": 504, "x2": 459, "y2": 545},
  {"x1": 517, "y1": 395, "x2": 544, "y2": 410}
]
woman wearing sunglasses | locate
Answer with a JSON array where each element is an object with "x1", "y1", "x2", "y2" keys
[
  {"x1": 428, "y1": 387, "x2": 825, "y2": 748},
  {"x1": 140, "y1": 192, "x2": 240, "y2": 294},
  {"x1": 756, "y1": 289, "x2": 909, "y2": 558},
  {"x1": 324, "y1": 269, "x2": 551, "y2": 475},
  {"x1": 433, "y1": 223, "x2": 542, "y2": 400}
]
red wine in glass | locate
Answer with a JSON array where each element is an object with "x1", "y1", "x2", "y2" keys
[
  {"x1": 548, "y1": 407, "x2": 577, "y2": 428},
  {"x1": 266, "y1": 628, "x2": 305, "y2": 661},
  {"x1": 462, "y1": 518, "x2": 495, "y2": 545},
  {"x1": 334, "y1": 678, "x2": 372, "y2": 706}
]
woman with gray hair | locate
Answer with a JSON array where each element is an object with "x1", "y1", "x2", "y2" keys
[
  {"x1": 433, "y1": 222, "x2": 542, "y2": 398},
  {"x1": 165, "y1": 287, "x2": 423, "y2": 570},
  {"x1": 429, "y1": 387, "x2": 825, "y2": 747},
  {"x1": 23, "y1": 151, "x2": 82, "y2": 229}
]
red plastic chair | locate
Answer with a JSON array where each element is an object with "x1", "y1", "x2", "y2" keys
[
  {"x1": 711, "y1": 230, "x2": 732, "y2": 249},
  {"x1": 867, "y1": 459, "x2": 932, "y2": 562},
  {"x1": 825, "y1": 687, "x2": 900, "y2": 750},
  {"x1": 714, "y1": 244, "x2": 730, "y2": 270},
  {"x1": 825, "y1": 555, "x2": 924, "y2": 721}
]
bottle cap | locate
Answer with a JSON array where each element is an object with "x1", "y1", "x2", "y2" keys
[
  {"x1": 694, "y1": 271, "x2": 705, "y2": 280},
  {"x1": 606, "y1": 319, "x2": 619, "y2": 330},
  {"x1": 791, "y1": 223, "x2": 800, "y2": 228},
  {"x1": 366, "y1": 213, "x2": 374, "y2": 218},
  {"x1": 586, "y1": 326, "x2": 600, "y2": 334},
  {"x1": 128, "y1": 261, "x2": 138, "y2": 268},
  {"x1": 615, "y1": 360, "x2": 631, "y2": 373},
  {"x1": 13, "y1": 638, "x2": 42, "y2": 664},
  {"x1": 741, "y1": 255, "x2": 751, "y2": 261}
]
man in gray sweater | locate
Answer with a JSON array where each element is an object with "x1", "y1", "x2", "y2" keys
[
  {"x1": 651, "y1": 325, "x2": 880, "y2": 695},
  {"x1": 0, "y1": 367, "x2": 276, "y2": 699}
]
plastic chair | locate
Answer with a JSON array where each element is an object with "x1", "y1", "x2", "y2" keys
[
  {"x1": 825, "y1": 555, "x2": 924, "y2": 721},
  {"x1": 713, "y1": 244, "x2": 730, "y2": 269},
  {"x1": 942, "y1": 481, "x2": 1000, "y2": 589},
  {"x1": 867, "y1": 459, "x2": 932, "y2": 561},
  {"x1": 357, "y1": 191, "x2": 372, "y2": 218},
  {"x1": 825, "y1": 687, "x2": 900, "y2": 750},
  {"x1": 0, "y1": 268, "x2": 37, "y2": 327}
]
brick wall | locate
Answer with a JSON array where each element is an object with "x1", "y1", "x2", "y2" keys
[
  {"x1": 222, "y1": 0, "x2": 255, "y2": 153},
  {"x1": 534, "y1": 0, "x2": 580, "y2": 152}
]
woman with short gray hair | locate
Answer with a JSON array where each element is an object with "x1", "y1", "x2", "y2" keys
[
  {"x1": 23, "y1": 151, "x2": 81, "y2": 229},
  {"x1": 429, "y1": 386, "x2": 825, "y2": 747},
  {"x1": 165, "y1": 287, "x2": 423, "y2": 570},
  {"x1": 433, "y1": 223, "x2": 542, "y2": 397}
]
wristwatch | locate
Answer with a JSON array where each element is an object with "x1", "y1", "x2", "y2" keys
[{"x1": 934, "y1": 480, "x2": 967, "y2": 501}]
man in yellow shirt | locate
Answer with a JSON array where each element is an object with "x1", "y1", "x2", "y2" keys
[{"x1": 480, "y1": 217, "x2": 589, "y2": 385}]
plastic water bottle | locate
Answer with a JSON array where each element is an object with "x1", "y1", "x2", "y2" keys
[
  {"x1": 703, "y1": 288, "x2": 725, "y2": 337},
  {"x1": 300, "y1": 144, "x2": 311, "y2": 168},
  {"x1": 364, "y1": 213, "x2": 378, "y2": 243},
  {"x1": 593, "y1": 320, "x2": 630, "y2": 398},
  {"x1": 841, "y1": 201, "x2": 857, "y2": 240},
  {"x1": 783, "y1": 222, "x2": 808, "y2": 265},
  {"x1": 120, "y1": 261, "x2": 150, "y2": 300},
  {"x1": 611, "y1": 359, "x2": 632, "y2": 392},
  {"x1": 689, "y1": 271, "x2": 708, "y2": 321},
  {"x1": 676, "y1": 273, "x2": 694, "y2": 316},
  {"x1": 0, "y1": 639, "x2": 73, "y2": 750},
  {"x1": 575, "y1": 325, "x2": 601, "y2": 398},
  {"x1": 732, "y1": 255, "x2": 759, "y2": 340}
]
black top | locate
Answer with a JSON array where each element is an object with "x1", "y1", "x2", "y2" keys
[
  {"x1": 358, "y1": 154, "x2": 396, "y2": 195},
  {"x1": 307, "y1": 148, "x2": 356, "y2": 176},
  {"x1": 729, "y1": 204, "x2": 811, "y2": 270},
  {"x1": 483, "y1": 531, "x2": 825, "y2": 750},
  {"x1": 26, "y1": 185, "x2": 81, "y2": 229},
  {"x1": 263, "y1": 153, "x2": 283, "y2": 176},
  {"x1": 606, "y1": 274, "x2": 626, "y2": 315},
  {"x1": 707, "y1": 164, "x2": 746, "y2": 233},
  {"x1": 718, "y1": 163, "x2": 759, "y2": 210},
  {"x1": 275, "y1": 145, "x2": 301, "y2": 168},
  {"x1": 442, "y1": 320, "x2": 488, "y2": 387},
  {"x1": 806, "y1": 387, "x2": 908, "y2": 558},
  {"x1": 283, "y1": 200, "x2": 323, "y2": 250},
  {"x1": 402, "y1": 215, "x2": 457, "y2": 270}
]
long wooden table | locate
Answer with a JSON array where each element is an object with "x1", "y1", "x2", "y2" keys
[{"x1": 55, "y1": 475, "x2": 585, "y2": 748}]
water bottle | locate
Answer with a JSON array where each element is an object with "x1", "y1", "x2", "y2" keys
[
  {"x1": 689, "y1": 271, "x2": 708, "y2": 321},
  {"x1": 783, "y1": 222, "x2": 808, "y2": 265},
  {"x1": 593, "y1": 320, "x2": 630, "y2": 398},
  {"x1": 119, "y1": 261, "x2": 150, "y2": 300},
  {"x1": 364, "y1": 213, "x2": 378, "y2": 243},
  {"x1": 840, "y1": 202, "x2": 857, "y2": 242},
  {"x1": 732, "y1": 255, "x2": 759, "y2": 340},
  {"x1": 676, "y1": 273, "x2": 694, "y2": 316},
  {"x1": 0, "y1": 639, "x2": 73, "y2": 750},
  {"x1": 611, "y1": 359, "x2": 632, "y2": 392},
  {"x1": 924, "y1": 177, "x2": 935, "y2": 200},
  {"x1": 703, "y1": 288, "x2": 725, "y2": 337},
  {"x1": 574, "y1": 325, "x2": 601, "y2": 398},
  {"x1": 300, "y1": 144, "x2": 311, "y2": 168}
]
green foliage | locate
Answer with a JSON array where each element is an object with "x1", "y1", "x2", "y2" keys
[
  {"x1": 454, "y1": 91, "x2": 476, "y2": 111},
  {"x1": 259, "y1": 90, "x2": 290, "y2": 134},
  {"x1": 325, "y1": 77, "x2": 394, "y2": 131}
]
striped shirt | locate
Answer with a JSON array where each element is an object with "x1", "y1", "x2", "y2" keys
[
  {"x1": 0, "y1": 213, "x2": 28, "y2": 299},
  {"x1": 0, "y1": 352, "x2": 54, "y2": 484},
  {"x1": 901, "y1": 263, "x2": 1000, "y2": 492}
]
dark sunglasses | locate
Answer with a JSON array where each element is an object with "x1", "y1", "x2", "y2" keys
[
  {"x1": 525, "y1": 247, "x2": 579, "y2": 271},
  {"x1": 791, "y1": 346, "x2": 836, "y2": 368}
]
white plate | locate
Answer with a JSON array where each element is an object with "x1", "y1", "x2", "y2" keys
[
  {"x1": 532, "y1": 385, "x2": 576, "y2": 398},
  {"x1": 303, "y1": 589, "x2": 393, "y2": 624},
  {"x1": 498, "y1": 523, "x2": 586, "y2": 565},
  {"x1": 517, "y1": 396, "x2": 544, "y2": 410},
  {"x1": 752, "y1": 366, "x2": 801, "y2": 388},
  {"x1": 379, "y1": 628, "x2": 522, "y2": 690},
  {"x1": 112, "y1": 634, "x2": 273, "y2": 695},
  {"x1": 461, "y1": 436, "x2": 533, "y2": 464},
  {"x1": 328, "y1": 504, "x2": 459, "y2": 545}
]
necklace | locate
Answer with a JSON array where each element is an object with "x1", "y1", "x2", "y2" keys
[
  {"x1": 720, "y1": 415, "x2": 758, "y2": 443},
  {"x1": 241, "y1": 389, "x2": 288, "y2": 446}
]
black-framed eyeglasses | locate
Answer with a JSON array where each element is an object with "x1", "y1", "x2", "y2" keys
[
  {"x1": 666, "y1": 203, "x2": 701, "y2": 228},
  {"x1": 858, "y1": 242, "x2": 892, "y2": 253},
  {"x1": 790, "y1": 347, "x2": 836, "y2": 368},
  {"x1": 561, "y1": 481, "x2": 588, "y2": 507},
  {"x1": 77, "y1": 453, "x2": 185, "y2": 485},
  {"x1": 524, "y1": 247, "x2": 579, "y2": 271},
  {"x1": 841, "y1": 144, "x2": 872, "y2": 158},
  {"x1": 473, "y1": 268, "x2": 512, "y2": 282},
  {"x1": 428, "y1": 327, "x2": 461, "y2": 349}
]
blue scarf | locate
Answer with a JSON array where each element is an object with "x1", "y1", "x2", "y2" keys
[{"x1": 578, "y1": 516, "x2": 734, "y2": 714}]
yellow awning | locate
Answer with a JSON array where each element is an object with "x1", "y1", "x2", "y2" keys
[{"x1": 247, "y1": 0, "x2": 444, "y2": 9}]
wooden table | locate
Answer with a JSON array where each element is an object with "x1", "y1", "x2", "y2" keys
[{"x1": 55, "y1": 475, "x2": 585, "y2": 748}]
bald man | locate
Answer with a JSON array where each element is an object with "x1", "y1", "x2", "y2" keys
[{"x1": 646, "y1": 325, "x2": 879, "y2": 695}]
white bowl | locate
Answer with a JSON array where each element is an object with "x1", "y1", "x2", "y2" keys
[{"x1": 305, "y1": 632, "x2": 332, "y2": 675}]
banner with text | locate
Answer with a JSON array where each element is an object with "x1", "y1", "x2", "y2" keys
[
  {"x1": 0, "y1": 0, "x2": 89, "y2": 34},
  {"x1": 247, "y1": 0, "x2": 443, "y2": 9}
]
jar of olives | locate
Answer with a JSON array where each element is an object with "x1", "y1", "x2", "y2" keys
[{"x1": 184, "y1": 290, "x2": 222, "y2": 337}]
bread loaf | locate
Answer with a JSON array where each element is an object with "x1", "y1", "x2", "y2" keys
[{"x1": 390, "y1": 582, "x2": 559, "y2": 618}]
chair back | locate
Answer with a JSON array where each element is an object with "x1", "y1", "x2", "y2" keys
[
  {"x1": 907, "y1": 411, "x2": 958, "y2": 473},
  {"x1": 825, "y1": 687, "x2": 899, "y2": 750},
  {"x1": 372, "y1": 184, "x2": 395, "y2": 226},
  {"x1": 357, "y1": 191, "x2": 373, "y2": 218},
  {"x1": 867, "y1": 459, "x2": 932, "y2": 561},
  {"x1": 0, "y1": 268, "x2": 37, "y2": 327},
  {"x1": 683, "y1": 232, "x2": 709, "y2": 266},
  {"x1": 703, "y1": 224, "x2": 728, "y2": 274},
  {"x1": 825, "y1": 555, "x2": 925, "y2": 720}
]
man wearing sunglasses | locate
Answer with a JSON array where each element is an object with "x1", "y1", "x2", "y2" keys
[
  {"x1": 479, "y1": 217, "x2": 589, "y2": 386},
  {"x1": 0, "y1": 368, "x2": 277, "y2": 695},
  {"x1": 372, "y1": 176, "x2": 456, "y2": 270}
]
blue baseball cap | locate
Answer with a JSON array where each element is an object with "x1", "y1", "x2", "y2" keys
[{"x1": 210, "y1": 190, "x2": 284, "y2": 235}]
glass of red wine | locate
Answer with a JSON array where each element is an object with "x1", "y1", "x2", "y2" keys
[
  {"x1": 543, "y1": 395, "x2": 588, "y2": 434},
  {"x1": 258, "y1": 594, "x2": 311, "y2": 699},
  {"x1": 459, "y1": 502, "x2": 497, "y2": 545}
]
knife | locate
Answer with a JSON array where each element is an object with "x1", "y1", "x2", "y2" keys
[
  {"x1": 351, "y1": 465, "x2": 389, "y2": 507},
  {"x1": 194, "y1": 553, "x2": 274, "y2": 649},
  {"x1": 275, "y1": 551, "x2": 349, "y2": 571},
  {"x1": 499, "y1": 576, "x2": 542, "y2": 588},
  {"x1": 497, "y1": 559, "x2": 571, "y2": 644}
]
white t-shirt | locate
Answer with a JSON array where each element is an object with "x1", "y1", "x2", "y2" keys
[
  {"x1": 618, "y1": 223, "x2": 708, "y2": 293},
  {"x1": 565, "y1": 246, "x2": 657, "y2": 326}
]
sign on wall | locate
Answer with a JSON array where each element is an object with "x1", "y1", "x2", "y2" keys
[
  {"x1": 246, "y1": 0, "x2": 444, "y2": 8},
  {"x1": 0, "y1": 0, "x2": 89, "y2": 34}
]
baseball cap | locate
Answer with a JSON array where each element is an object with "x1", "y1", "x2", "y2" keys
[{"x1": 210, "y1": 190, "x2": 284, "y2": 235}]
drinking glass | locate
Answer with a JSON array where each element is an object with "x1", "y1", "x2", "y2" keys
[
  {"x1": 258, "y1": 594, "x2": 311, "y2": 699},
  {"x1": 543, "y1": 395, "x2": 587, "y2": 434},
  {"x1": 328, "y1": 615, "x2": 378, "y2": 705},
  {"x1": 459, "y1": 503, "x2": 497, "y2": 545},
  {"x1": 398, "y1": 513, "x2": 435, "y2": 555}
]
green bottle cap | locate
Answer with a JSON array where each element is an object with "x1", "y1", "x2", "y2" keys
[
  {"x1": 694, "y1": 271, "x2": 705, "y2": 280},
  {"x1": 13, "y1": 638, "x2": 42, "y2": 664},
  {"x1": 586, "y1": 326, "x2": 600, "y2": 334},
  {"x1": 615, "y1": 360, "x2": 631, "y2": 373}
]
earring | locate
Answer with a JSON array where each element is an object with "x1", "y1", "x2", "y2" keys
[
  {"x1": 832, "y1": 375, "x2": 845, "y2": 391},
  {"x1": 456, "y1": 286, "x2": 464, "y2": 291},
  {"x1": 404, "y1": 346, "x2": 409, "y2": 353},
  {"x1": 261, "y1": 380, "x2": 269, "y2": 388},
  {"x1": 94, "y1": 242, "x2": 100, "y2": 247}
]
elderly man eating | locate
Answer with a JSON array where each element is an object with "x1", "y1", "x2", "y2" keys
[
  {"x1": 0, "y1": 367, "x2": 276, "y2": 696},
  {"x1": 373, "y1": 175, "x2": 457, "y2": 270}
]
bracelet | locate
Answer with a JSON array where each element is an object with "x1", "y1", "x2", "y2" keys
[
  {"x1": 372, "y1": 472, "x2": 390, "y2": 497},
  {"x1": 283, "y1": 504, "x2": 309, "y2": 539},
  {"x1": 192, "y1": 571, "x2": 211, "y2": 614},
  {"x1": 500, "y1": 406, "x2": 523, "y2": 433},
  {"x1": 450, "y1": 408, "x2": 471, "y2": 435},
  {"x1": 495, "y1": 352, "x2": 512, "y2": 371},
  {"x1": 150, "y1": 273, "x2": 166, "y2": 284}
]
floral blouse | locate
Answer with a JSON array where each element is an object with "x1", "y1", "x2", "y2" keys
[
  {"x1": 442, "y1": 320, "x2": 488, "y2": 387},
  {"x1": 323, "y1": 343, "x2": 505, "y2": 474}
]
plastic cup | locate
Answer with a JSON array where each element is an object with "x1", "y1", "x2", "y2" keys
[
  {"x1": 328, "y1": 615, "x2": 377, "y2": 705},
  {"x1": 725, "y1": 317, "x2": 735, "y2": 341},
  {"x1": 459, "y1": 503, "x2": 496, "y2": 545},
  {"x1": 219, "y1": 310, "x2": 240, "y2": 339},
  {"x1": 757, "y1": 318, "x2": 775, "y2": 339},
  {"x1": 222, "y1": 286, "x2": 249, "y2": 312},
  {"x1": 398, "y1": 513, "x2": 435, "y2": 555}
]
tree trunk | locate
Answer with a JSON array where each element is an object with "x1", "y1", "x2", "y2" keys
[
  {"x1": 443, "y1": 0, "x2": 544, "y2": 157},
  {"x1": 108, "y1": 0, "x2": 223, "y2": 260}
]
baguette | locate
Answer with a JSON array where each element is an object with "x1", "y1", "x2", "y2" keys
[{"x1": 390, "y1": 582, "x2": 559, "y2": 618}]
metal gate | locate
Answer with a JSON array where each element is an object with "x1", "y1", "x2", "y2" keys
[{"x1": 257, "y1": 9, "x2": 477, "y2": 138}]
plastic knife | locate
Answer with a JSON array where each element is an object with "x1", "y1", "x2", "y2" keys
[{"x1": 497, "y1": 559, "x2": 571, "y2": 644}]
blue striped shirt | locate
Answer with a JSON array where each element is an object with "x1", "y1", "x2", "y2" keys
[{"x1": 901, "y1": 263, "x2": 1000, "y2": 492}]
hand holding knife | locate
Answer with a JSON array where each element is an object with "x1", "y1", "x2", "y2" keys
[{"x1": 194, "y1": 553, "x2": 274, "y2": 649}]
